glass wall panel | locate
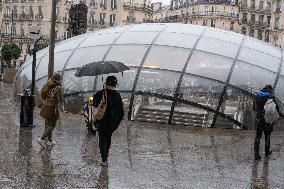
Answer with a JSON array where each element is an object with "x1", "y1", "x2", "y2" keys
[
  {"x1": 164, "y1": 24, "x2": 203, "y2": 36},
  {"x1": 20, "y1": 56, "x2": 32, "y2": 70},
  {"x1": 116, "y1": 31, "x2": 158, "y2": 45},
  {"x1": 196, "y1": 37, "x2": 239, "y2": 58},
  {"x1": 144, "y1": 46, "x2": 189, "y2": 71},
  {"x1": 186, "y1": 50, "x2": 233, "y2": 81},
  {"x1": 136, "y1": 69, "x2": 180, "y2": 97},
  {"x1": 128, "y1": 24, "x2": 165, "y2": 32},
  {"x1": 204, "y1": 28, "x2": 243, "y2": 44},
  {"x1": 275, "y1": 75, "x2": 284, "y2": 103},
  {"x1": 79, "y1": 32, "x2": 121, "y2": 48},
  {"x1": 36, "y1": 50, "x2": 73, "y2": 80},
  {"x1": 238, "y1": 47, "x2": 280, "y2": 72},
  {"x1": 35, "y1": 76, "x2": 48, "y2": 94},
  {"x1": 65, "y1": 46, "x2": 109, "y2": 69},
  {"x1": 230, "y1": 61, "x2": 276, "y2": 93},
  {"x1": 180, "y1": 74, "x2": 225, "y2": 110},
  {"x1": 94, "y1": 69, "x2": 138, "y2": 91},
  {"x1": 154, "y1": 32, "x2": 198, "y2": 49},
  {"x1": 243, "y1": 38, "x2": 282, "y2": 58},
  {"x1": 62, "y1": 70, "x2": 96, "y2": 94},
  {"x1": 132, "y1": 94, "x2": 172, "y2": 124},
  {"x1": 55, "y1": 35, "x2": 86, "y2": 53},
  {"x1": 172, "y1": 103, "x2": 212, "y2": 127},
  {"x1": 19, "y1": 66, "x2": 32, "y2": 89},
  {"x1": 105, "y1": 45, "x2": 149, "y2": 67},
  {"x1": 218, "y1": 87, "x2": 255, "y2": 129},
  {"x1": 281, "y1": 63, "x2": 284, "y2": 76}
]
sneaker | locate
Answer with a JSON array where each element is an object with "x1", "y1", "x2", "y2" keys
[
  {"x1": 46, "y1": 141, "x2": 55, "y2": 146},
  {"x1": 100, "y1": 161, "x2": 108, "y2": 167},
  {"x1": 37, "y1": 138, "x2": 46, "y2": 148}
]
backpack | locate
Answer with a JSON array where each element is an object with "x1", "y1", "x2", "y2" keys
[{"x1": 264, "y1": 99, "x2": 279, "y2": 124}]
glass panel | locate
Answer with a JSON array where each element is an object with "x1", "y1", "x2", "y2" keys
[
  {"x1": 230, "y1": 61, "x2": 276, "y2": 93},
  {"x1": 36, "y1": 50, "x2": 73, "y2": 80},
  {"x1": 180, "y1": 74, "x2": 224, "y2": 110},
  {"x1": 94, "y1": 68, "x2": 137, "y2": 92},
  {"x1": 116, "y1": 31, "x2": 158, "y2": 45},
  {"x1": 55, "y1": 35, "x2": 86, "y2": 53},
  {"x1": 281, "y1": 62, "x2": 284, "y2": 75},
  {"x1": 243, "y1": 38, "x2": 282, "y2": 58},
  {"x1": 196, "y1": 37, "x2": 239, "y2": 58},
  {"x1": 136, "y1": 69, "x2": 180, "y2": 97},
  {"x1": 163, "y1": 24, "x2": 203, "y2": 36},
  {"x1": 238, "y1": 47, "x2": 280, "y2": 72},
  {"x1": 20, "y1": 56, "x2": 32, "y2": 70},
  {"x1": 204, "y1": 28, "x2": 243, "y2": 45},
  {"x1": 36, "y1": 47, "x2": 49, "y2": 59},
  {"x1": 144, "y1": 46, "x2": 189, "y2": 71},
  {"x1": 19, "y1": 66, "x2": 32, "y2": 89},
  {"x1": 218, "y1": 87, "x2": 255, "y2": 129},
  {"x1": 275, "y1": 75, "x2": 284, "y2": 103},
  {"x1": 154, "y1": 32, "x2": 198, "y2": 49},
  {"x1": 128, "y1": 24, "x2": 165, "y2": 32},
  {"x1": 172, "y1": 103, "x2": 211, "y2": 127},
  {"x1": 65, "y1": 46, "x2": 109, "y2": 69},
  {"x1": 35, "y1": 76, "x2": 48, "y2": 95},
  {"x1": 63, "y1": 70, "x2": 96, "y2": 94},
  {"x1": 80, "y1": 32, "x2": 121, "y2": 48},
  {"x1": 105, "y1": 45, "x2": 149, "y2": 67},
  {"x1": 132, "y1": 94, "x2": 172, "y2": 124},
  {"x1": 186, "y1": 50, "x2": 233, "y2": 81}
]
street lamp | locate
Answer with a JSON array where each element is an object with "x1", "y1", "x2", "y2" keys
[{"x1": 18, "y1": 26, "x2": 42, "y2": 127}]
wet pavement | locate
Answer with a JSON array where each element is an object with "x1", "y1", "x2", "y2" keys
[{"x1": 0, "y1": 82, "x2": 283, "y2": 189}]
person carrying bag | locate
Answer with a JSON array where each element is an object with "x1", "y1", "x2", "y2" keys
[
  {"x1": 93, "y1": 76, "x2": 124, "y2": 166},
  {"x1": 37, "y1": 73, "x2": 63, "y2": 149}
]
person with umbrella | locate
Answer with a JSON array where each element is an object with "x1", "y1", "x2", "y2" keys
[{"x1": 93, "y1": 76, "x2": 124, "y2": 166}]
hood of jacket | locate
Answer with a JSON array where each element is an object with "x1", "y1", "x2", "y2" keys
[
  {"x1": 257, "y1": 91, "x2": 271, "y2": 97},
  {"x1": 47, "y1": 78, "x2": 61, "y2": 88}
]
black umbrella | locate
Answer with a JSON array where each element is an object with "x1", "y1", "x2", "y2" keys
[{"x1": 75, "y1": 61, "x2": 130, "y2": 77}]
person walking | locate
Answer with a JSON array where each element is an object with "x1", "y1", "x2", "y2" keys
[
  {"x1": 93, "y1": 76, "x2": 124, "y2": 166},
  {"x1": 253, "y1": 85, "x2": 279, "y2": 160},
  {"x1": 37, "y1": 73, "x2": 63, "y2": 148}
]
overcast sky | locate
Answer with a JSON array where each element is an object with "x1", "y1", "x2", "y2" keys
[{"x1": 152, "y1": 0, "x2": 170, "y2": 5}]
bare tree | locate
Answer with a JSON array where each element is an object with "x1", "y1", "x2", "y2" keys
[{"x1": 48, "y1": 0, "x2": 57, "y2": 79}]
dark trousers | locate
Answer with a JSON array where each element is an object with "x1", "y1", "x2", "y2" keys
[
  {"x1": 98, "y1": 131, "x2": 112, "y2": 162},
  {"x1": 254, "y1": 117, "x2": 273, "y2": 156}
]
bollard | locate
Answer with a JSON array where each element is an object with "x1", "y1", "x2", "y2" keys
[{"x1": 18, "y1": 89, "x2": 35, "y2": 127}]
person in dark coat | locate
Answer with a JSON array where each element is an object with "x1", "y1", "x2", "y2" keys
[
  {"x1": 253, "y1": 85, "x2": 279, "y2": 160},
  {"x1": 93, "y1": 76, "x2": 124, "y2": 166}
]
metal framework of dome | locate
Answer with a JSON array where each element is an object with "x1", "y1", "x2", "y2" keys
[{"x1": 16, "y1": 23, "x2": 284, "y2": 128}]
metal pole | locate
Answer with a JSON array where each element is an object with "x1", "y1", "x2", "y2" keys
[
  {"x1": 48, "y1": 0, "x2": 57, "y2": 79},
  {"x1": 10, "y1": 10, "x2": 13, "y2": 42},
  {"x1": 31, "y1": 38, "x2": 41, "y2": 95}
]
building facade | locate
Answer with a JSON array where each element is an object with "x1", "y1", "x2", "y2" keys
[
  {"x1": 150, "y1": 0, "x2": 284, "y2": 49},
  {"x1": 0, "y1": 0, "x2": 153, "y2": 63}
]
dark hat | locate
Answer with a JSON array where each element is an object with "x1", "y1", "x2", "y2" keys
[
  {"x1": 261, "y1": 85, "x2": 273, "y2": 93},
  {"x1": 105, "y1": 75, "x2": 118, "y2": 87}
]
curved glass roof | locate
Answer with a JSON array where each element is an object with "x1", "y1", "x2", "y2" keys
[{"x1": 16, "y1": 23, "x2": 284, "y2": 128}]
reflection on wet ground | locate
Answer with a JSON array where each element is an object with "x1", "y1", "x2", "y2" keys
[{"x1": 0, "y1": 82, "x2": 283, "y2": 188}]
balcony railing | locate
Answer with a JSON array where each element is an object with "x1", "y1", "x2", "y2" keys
[
  {"x1": 127, "y1": 16, "x2": 136, "y2": 22},
  {"x1": 3, "y1": 13, "x2": 35, "y2": 20}
]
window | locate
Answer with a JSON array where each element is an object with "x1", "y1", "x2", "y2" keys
[
  {"x1": 111, "y1": 0, "x2": 117, "y2": 10},
  {"x1": 5, "y1": 25, "x2": 9, "y2": 34},
  {"x1": 274, "y1": 18, "x2": 279, "y2": 30},
  {"x1": 204, "y1": 6, "x2": 209, "y2": 15},
  {"x1": 29, "y1": 6, "x2": 33, "y2": 16},
  {"x1": 249, "y1": 28, "x2": 254, "y2": 37},
  {"x1": 242, "y1": 13, "x2": 247, "y2": 23},
  {"x1": 38, "y1": 6, "x2": 43, "y2": 17},
  {"x1": 251, "y1": 14, "x2": 255, "y2": 23},
  {"x1": 259, "y1": 1, "x2": 263, "y2": 10},
  {"x1": 20, "y1": 26, "x2": 24, "y2": 37},
  {"x1": 257, "y1": 29, "x2": 262, "y2": 40},
  {"x1": 211, "y1": 19, "x2": 215, "y2": 27},
  {"x1": 230, "y1": 21, "x2": 234, "y2": 31},
  {"x1": 259, "y1": 15, "x2": 264, "y2": 24},
  {"x1": 267, "y1": 16, "x2": 271, "y2": 25},
  {"x1": 251, "y1": 0, "x2": 255, "y2": 9},
  {"x1": 276, "y1": 0, "x2": 281, "y2": 11},
  {"x1": 266, "y1": 2, "x2": 271, "y2": 11},
  {"x1": 241, "y1": 27, "x2": 246, "y2": 35},
  {"x1": 265, "y1": 30, "x2": 269, "y2": 42},
  {"x1": 11, "y1": 24, "x2": 16, "y2": 36},
  {"x1": 110, "y1": 14, "x2": 116, "y2": 26},
  {"x1": 203, "y1": 19, "x2": 207, "y2": 26}
]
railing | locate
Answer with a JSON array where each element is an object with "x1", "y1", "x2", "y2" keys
[
  {"x1": 127, "y1": 16, "x2": 136, "y2": 22},
  {"x1": 3, "y1": 14, "x2": 35, "y2": 20},
  {"x1": 241, "y1": 4, "x2": 271, "y2": 14}
]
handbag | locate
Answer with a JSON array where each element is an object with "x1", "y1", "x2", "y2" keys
[
  {"x1": 40, "y1": 86, "x2": 59, "y2": 121},
  {"x1": 93, "y1": 89, "x2": 107, "y2": 121}
]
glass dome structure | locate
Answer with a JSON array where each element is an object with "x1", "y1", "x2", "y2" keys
[{"x1": 16, "y1": 23, "x2": 284, "y2": 128}]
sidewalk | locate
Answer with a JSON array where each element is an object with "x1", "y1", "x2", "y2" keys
[{"x1": 0, "y1": 82, "x2": 283, "y2": 188}]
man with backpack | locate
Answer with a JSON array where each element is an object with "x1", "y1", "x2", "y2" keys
[
  {"x1": 37, "y1": 73, "x2": 63, "y2": 148},
  {"x1": 253, "y1": 85, "x2": 279, "y2": 160}
]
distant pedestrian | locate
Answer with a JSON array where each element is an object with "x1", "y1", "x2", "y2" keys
[
  {"x1": 253, "y1": 85, "x2": 279, "y2": 160},
  {"x1": 93, "y1": 76, "x2": 124, "y2": 166},
  {"x1": 38, "y1": 73, "x2": 63, "y2": 148}
]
